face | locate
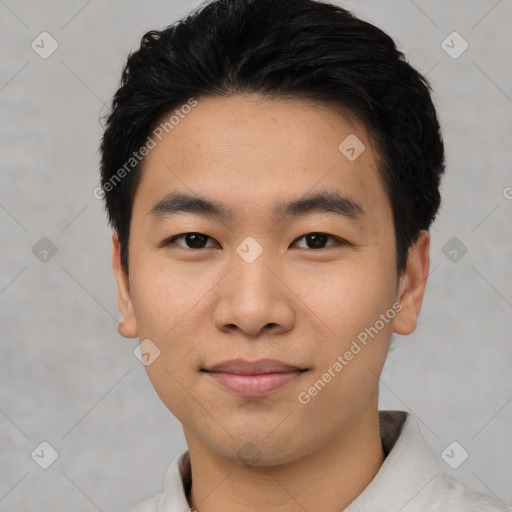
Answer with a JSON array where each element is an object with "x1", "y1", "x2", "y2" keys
[{"x1": 113, "y1": 94, "x2": 429, "y2": 466}]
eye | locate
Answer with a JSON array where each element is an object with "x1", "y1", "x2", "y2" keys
[
  {"x1": 291, "y1": 233, "x2": 346, "y2": 249},
  {"x1": 162, "y1": 232, "x2": 348, "y2": 250},
  {"x1": 163, "y1": 232, "x2": 219, "y2": 249}
]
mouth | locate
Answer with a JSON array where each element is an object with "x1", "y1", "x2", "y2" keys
[{"x1": 202, "y1": 358, "x2": 308, "y2": 398}]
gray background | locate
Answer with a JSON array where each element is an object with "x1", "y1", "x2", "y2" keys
[{"x1": 1, "y1": 0, "x2": 511, "y2": 510}]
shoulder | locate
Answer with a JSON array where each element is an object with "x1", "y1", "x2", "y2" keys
[
  {"x1": 356, "y1": 412, "x2": 511, "y2": 512},
  {"x1": 121, "y1": 449, "x2": 191, "y2": 512},
  {"x1": 417, "y1": 473, "x2": 510, "y2": 511},
  {"x1": 120, "y1": 492, "x2": 164, "y2": 512}
]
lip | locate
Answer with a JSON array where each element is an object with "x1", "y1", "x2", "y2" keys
[
  {"x1": 205, "y1": 358, "x2": 304, "y2": 374},
  {"x1": 203, "y1": 358, "x2": 307, "y2": 398}
]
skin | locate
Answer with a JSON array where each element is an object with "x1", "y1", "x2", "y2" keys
[{"x1": 112, "y1": 94, "x2": 430, "y2": 512}]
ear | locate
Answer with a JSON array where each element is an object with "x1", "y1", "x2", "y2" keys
[
  {"x1": 112, "y1": 232, "x2": 138, "y2": 338},
  {"x1": 393, "y1": 230, "x2": 431, "y2": 335}
]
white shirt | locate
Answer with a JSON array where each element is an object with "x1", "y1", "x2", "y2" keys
[{"x1": 124, "y1": 411, "x2": 510, "y2": 511}]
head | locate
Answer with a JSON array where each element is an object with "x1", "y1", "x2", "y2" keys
[{"x1": 100, "y1": 0, "x2": 444, "y2": 466}]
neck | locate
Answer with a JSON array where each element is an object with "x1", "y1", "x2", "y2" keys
[{"x1": 185, "y1": 403, "x2": 385, "y2": 512}]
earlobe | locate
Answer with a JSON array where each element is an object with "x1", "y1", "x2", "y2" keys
[
  {"x1": 112, "y1": 232, "x2": 138, "y2": 339},
  {"x1": 393, "y1": 230, "x2": 431, "y2": 336}
]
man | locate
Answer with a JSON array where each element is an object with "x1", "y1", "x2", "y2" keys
[{"x1": 99, "y1": 0, "x2": 508, "y2": 510}]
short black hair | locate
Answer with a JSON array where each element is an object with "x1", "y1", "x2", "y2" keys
[{"x1": 100, "y1": 0, "x2": 445, "y2": 274}]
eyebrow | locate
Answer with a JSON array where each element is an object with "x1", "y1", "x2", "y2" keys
[{"x1": 150, "y1": 191, "x2": 365, "y2": 223}]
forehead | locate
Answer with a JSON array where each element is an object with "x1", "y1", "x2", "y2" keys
[{"x1": 133, "y1": 94, "x2": 390, "y2": 227}]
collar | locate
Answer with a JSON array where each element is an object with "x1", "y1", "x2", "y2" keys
[
  {"x1": 157, "y1": 411, "x2": 443, "y2": 512},
  {"x1": 344, "y1": 410, "x2": 442, "y2": 511}
]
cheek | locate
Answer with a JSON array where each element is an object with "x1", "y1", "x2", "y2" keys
[
  {"x1": 129, "y1": 256, "x2": 200, "y2": 336},
  {"x1": 295, "y1": 273, "x2": 395, "y2": 421},
  {"x1": 294, "y1": 260, "x2": 397, "y2": 405},
  {"x1": 298, "y1": 261, "x2": 397, "y2": 339},
  {"x1": 128, "y1": 256, "x2": 217, "y2": 382},
  {"x1": 128, "y1": 263, "x2": 203, "y2": 418}
]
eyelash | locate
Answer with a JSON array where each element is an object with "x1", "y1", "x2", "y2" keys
[{"x1": 161, "y1": 232, "x2": 349, "y2": 250}]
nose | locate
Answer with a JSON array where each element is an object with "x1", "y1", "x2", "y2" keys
[{"x1": 213, "y1": 250, "x2": 296, "y2": 339}]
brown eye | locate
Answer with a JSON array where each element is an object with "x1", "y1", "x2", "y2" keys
[
  {"x1": 292, "y1": 233, "x2": 343, "y2": 249},
  {"x1": 165, "y1": 232, "x2": 218, "y2": 249}
]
